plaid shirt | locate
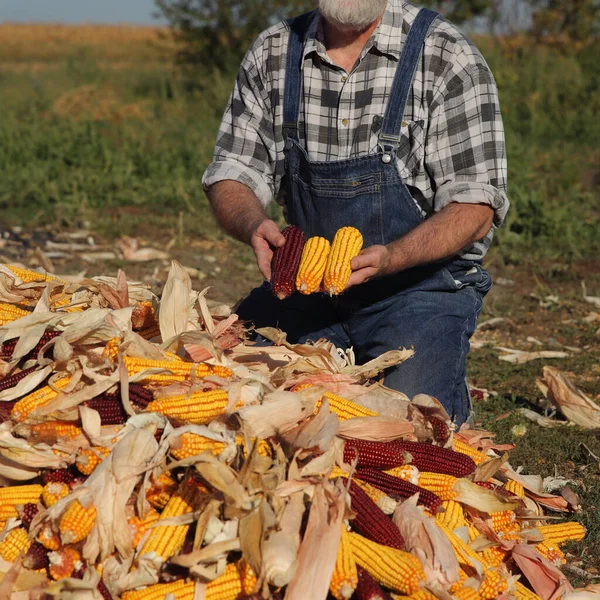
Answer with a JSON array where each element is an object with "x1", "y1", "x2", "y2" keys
[{"x1": 202, "y1": 0, "x2": 510, "y2": 259}]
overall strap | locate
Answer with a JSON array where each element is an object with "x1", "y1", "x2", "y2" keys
[
  {"x1": 379, "y1": 8, "x2": 439, "y2": 162},
  {"x1": 283, "y1": 11, "x2": 315, "y2": 149}
]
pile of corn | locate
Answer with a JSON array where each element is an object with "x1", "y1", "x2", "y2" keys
[{"x1": 0, "y1": 263, "x2": 590, "y2": 600}]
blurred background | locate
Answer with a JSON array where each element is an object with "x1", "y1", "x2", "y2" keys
[{"x1": 0, "y1": 0, "x2": 599, "y2": 575}]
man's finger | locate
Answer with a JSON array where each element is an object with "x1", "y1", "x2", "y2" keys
[
  {"x1": 347, "y1": 267, "x2": 377, "y2": 288},
  {"x1": 351, "y1": 253, "x2": 376, "y2": 271},
  {"x1": 262, "y1": 220, "x2": 285, "y2": 247}
]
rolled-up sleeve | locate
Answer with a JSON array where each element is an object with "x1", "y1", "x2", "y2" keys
[
  {"x1": 202, "y1": 48, "x2": 276, "y2": 208},
  {"x1": 427, "y1": 61, "x2": 509, "y2": 227}
]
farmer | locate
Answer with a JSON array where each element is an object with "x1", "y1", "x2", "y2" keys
[{"x1": 202, "y1": 0, "x2": 509, "y2": 425}]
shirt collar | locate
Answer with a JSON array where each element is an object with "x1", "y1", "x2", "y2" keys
[{"x1": 301, "y1": 0, "x2": 404, "y2": 66}]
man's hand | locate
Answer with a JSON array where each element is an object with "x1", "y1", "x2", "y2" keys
[
  {"x1": 347, "y1": 245, "x2": 392, "y2": 288},
  {"x1": 250, "y1": 219, "x2": 285, "y2": 281}
]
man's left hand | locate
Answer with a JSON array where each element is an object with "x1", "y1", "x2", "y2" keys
[{"x1": 347, "y1": 245, "x2": 393, "y2": 288}]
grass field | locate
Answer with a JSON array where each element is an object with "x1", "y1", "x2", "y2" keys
[{"x1": 0, "y1": 23, "x2": 599, "y2": 580}]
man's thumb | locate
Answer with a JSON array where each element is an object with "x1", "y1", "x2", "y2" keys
[{"x1": 265, "y1": 221, "x2": 285, "y2": 247}]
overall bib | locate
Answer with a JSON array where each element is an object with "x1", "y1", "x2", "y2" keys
[{"x1": 237, "y1": 8, "x2": 492, "y2": 425}]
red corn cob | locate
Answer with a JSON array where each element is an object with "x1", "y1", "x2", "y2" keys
[
  {"x1": 42, "y1": 468, "x2": 76, "y2": 486},
  {"x1": 18, "y1": 503, "x2": 39, "y2": 531},
  {"x1": 22, "y1": 541, "x2": 49, "y2": 570},
  {"x1": 348, "y1": 481, "x2": 404, "y2": 550},
  {"x1": 355, "y1": 468, "x2": 443, "y2": 513},
  {"x1": 0, "y1": 330, "x2": 61, "y2": 360},
  {"x1": 428, "y1": 416, "x2": 451, "y2": 444},
  {"x1": 83, "y1": 396, "x2": 128, "y2": 425},
  {"x1": 355, "y1": 566, "x2": 393, "y2": 600},
  {"x1": 0, "y1": 366, "x2": 38, "y2": 392},
  {"x1": 344, "y1": 439, "x2": 407, "y2": 470},
  {"x1": 97, "y1": 580, "x2": 113, "y2": 600},
  {"x1": 395, "y1": 441, "x2": 476, "y2": 477},
  {"x1": 270, "y1": 225, "x2": 306, "y2": 299},
  {"x1": 476, "y1": 481, "x2": 496, "y2": 490},
  {"x1": 129, "y1": 383, "x2": 154, "y2": 408}
]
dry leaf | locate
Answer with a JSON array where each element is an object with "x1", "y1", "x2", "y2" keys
[{"x1": 496, "y1": 347, "x2": 570, "y2": 364}]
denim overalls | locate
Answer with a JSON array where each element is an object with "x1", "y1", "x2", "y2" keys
[{"x1": 237, "y1": 8, "x2": 492, "y2": 425}]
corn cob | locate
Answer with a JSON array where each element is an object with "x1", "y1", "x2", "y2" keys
[
  {"x1": 11, "y1": 376, "x2": 72, "y2": 422},
  {"x1": 3, "y1": 265, "x2": 63, "y2": 283},
  {"x1": 138, "y1": 323, "x2": 162, "y2": 341},
  {"x1": 0, "y1": 302, "x2": 30, "y2": 325},
  {"x1": 0, "y1": 527, "x2": 31, "y2": 561},
  {"x1": 83, "y1": 395, "x2": 129, "y2": 424},
  {"x1": 395, "y1": 592, "x2": 438, "y2": 600},
  {"x1": 343, "y1": 439, "x2": 407, "y2": 470},
  {"x1": 475, "y1": 481, "x2": 495, "y2": 491},
  {"x1": 42, "y1": 468, "x2": 76, "y2": 486},
  {"x1": 23, "y1": 540, "x2": 49, "y2": 570},
  {"x1": 355, "y1": 566, "x2": 393, "y2": 600},
  {"x1": 317, "y1": 392, "x2": 380, "y2": 420},
  {"x1": 355, "y1": 468, "x2": 442, "y2": 513},
  {"x1": 348, "y1": 532, "x2": 425, "y2": 594},
  {"x1": 27, "y1": 420, "x2": 83, "y2": 444},
  {"x1": 330, "y1": 526, "x2": 359, "y2": 599},
  {"x1": 348, "y1": 481, "x2": 405, "y2": 550},
  {"x1": 514, "y1": 581, "x2": 543, "y2": 600},
  {"x1": 478, "y1": 568, "x2": 508, "y2": 599},
  {"x1": 416, "y1": 472, "x2": 458, "y2": 501},
  {"x1": 452, "y1": 439, "x2": 490, "y2": 465},
  {"x1": 396, "y1": 441, "x2": 476, "y2": 477},
  {"x1": 331, "y1": 468, "x2": 397, "y2": 514},
  {"x1": 235, "y1": 435, "x2": 272, "y2": 458},
  {"x1": 452, "y1": 588, "x2": 482, "y2": 600},
  {"x1": 121, "y1": 579, "x2": 194, "y2": 600},
  {"x1": 75, "y1": 446, "x2": 111, "y2": 476},
  {"x1": 138, "y1": 479, "x2": 205, "y2": 563},
  {"x1": 146, "y1": 472, "x2": 178, "y2": 509},
  {"x1": 0, "y1": 484, "x2": 43, "y2": 521},
  {"x1": 323, "y1": 227, "x2": 363, "y2": 295},
  {"x1": 436, "y1": 500, "x2": 466, "y2": 530},
  {"x1": 296, "y1": 236, "x2": 331, "y2": 295},
  {"x1": 0, "y1": 368, "x2": 39, "y2": 396},
  {"x1": 49, "y1": 546, "x2": 82, "y2": 580},
  {"x1": 38, "y1": 524, "x2": 61, "y2": 550},
  {"x1": 146, "y1": 389, "x2": 229, "y2": 424},
  {"x1": 427, "y1": 415, "x2": 451, "y2": 444},
  {"x1": 489, "y1": 510, "x2": 518, "y2": 533},
  {"x1": 481, "y1": 546, "x2": 507, "y2": 567},
  {"x1": 42, "y1": 481, "x2": 70, "y2": 507},
  {"x1": 170, "y1": 432, "x2": 227, "y2": 460},
  {"x1": 436, "y1": 522, "x2": 483, "y2": 569},
  {"x1": 270, "y1": 225, "x2": 306, "y2": 299},
  {"x1": 59, "y1": 500, "x2": 97, "y2": 544},
  {"x1": 503, "y1": 480, "x2": 525, "y2": 498},
  {"x1": 535, "y1": 541, "x2": 566, "y2": 565},
  {"x1": 383, "y1": 465, "x2": 419, "y2": 483},
  {"x1": 97, "y1": 580, "x2": 112, "y2": 600},
  {"x1": 0, "y1": 330, "x2": 61, "y2": 360},
  {"x1": 537, "y1": 521, "x2": 586, "y2": 544},
  {"x1": 128, "y1": 507, "x2": 160, "y2": 547},
  {"x1": 132, "y1": 301, "x2": 158, "y2": 330},
  {"x1": 18, "y1": 502, "x2": 39, "y2": 531},
  {"x1": 124, "y1": 356, "x2": 232, "y2": 382}
]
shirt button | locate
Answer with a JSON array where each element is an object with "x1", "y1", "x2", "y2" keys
[
  {"x1": 402, "y1": 120, "x2": 408, "y2": 127},
  {"x1": 341, "y1": 75, "x2": 347, "y2": 82},
  {"x1": 341, "y1": 118, "x2": 349, "y2": 127}
]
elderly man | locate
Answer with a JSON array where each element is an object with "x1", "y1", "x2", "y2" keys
[{"x1": 202, "y1": 0, "x2": 509, "y2": 425}]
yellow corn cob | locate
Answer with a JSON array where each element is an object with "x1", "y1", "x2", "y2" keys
[
  {"x1": 170, "y1": 432, "x2": 227, "y2": 460},
  {"x1": 38, "y1": 524, "x2": 61, "y2": 550},
  {"x1": 348, "y1": 532, "x2": 425, "y2": 594},
  {"x1": 452, "y1": 439, "x2": 490, "y2": 465},
  {"x1": 11, "y1": 376, "x2": 72, "y2": 422},
  {"x1": 128, "y1": 507, "x2": 160, "y2": 547},
  {"x1": 0, "y1": 302, "x2": 30, "y2": 325},
  {"x1": 417, "y1": 472, "x2": 458, "y2": 500},
  {"x1": 42, "y1": 482, "x2": 70, "y2": 507},
  {"x1": 316, "y1": 392, "x2": 380, "y2": 421},
  {"x1": 75, "y1": 446, "x2": 111, "y2": 475},
  {"x1": 437, "y1": 522, "x2": 485, "y2": 569},
  {"x1": 537, "y1": 521, "x2": 585, "y2": 544},
  {"x1": 3, "y1": 265, "x2": 63, "y2": 283},
  {"x1": 480, "y1": 546, "x2": 507, "y2": 567},
  {"x1": 490, "y1": 510, "x2": 518, "y2": 533},
  {"x1": 0, "y1": 485, "x2": 43, "y2": 521},
  {"x1": 0, "y1": 527, "x2": 31, "y2": 561},
  {"x1": 467, "y1": 525, "x2": 481, "y2": 542},
  {"x1": 122, "y1": 560, "x2": 256, "y2": 600},
  {"x1": 124, "y1": 356, "x2": 232, "y2": 382},
  {"x1": 146, "y1": 472, "x2": 178, "y2": 509},
  {"x1": 59, "y1": 500, "x2": 97, "y2": 544},
  {"x1": 436, "y1": 500, "x2": 466, "y2": 530},
  {"x1": 478, "y1": 567, "x2": 508, "y2": 599},
  {"x1": 515, "y1": 581, "x2": 543, "y2": 600},
  {"x1": 49, "y1": 546, "x2": 82, "y2": 580},
  {"x1": 146, "y1": 389, "x2": 229, "y2": 424},
  {"x1": 330, "y1": 526, "x2": 358, "y2": 600},
  {"x1": 452, "y1": 587, "x2": 482, "y2": 600},
  {"x1": 535, "y1": 540, "x2": 566, "y2": 565},
  {"x1": 138, "y1": 479, "x2": 205, "y2": 563},
  {"x1": 449, "y1": 568, "x2": 470, "y2": 593},
  {"x1": 383, "y1": 465, "x2": 419, "y2": 484},
  {"x1": 234, "y1": 435, "x2": 272, "y2": 458},
  {"x1": 503, "y1": 480, "x2": 525, "y2": 498},
  {"x1": 395, "y1": 592, "x2": 438, "y2": 600},
  {"x1": 27, "y1": 420, "x2": 83, "y2": 443},
  {"x1": 323, "y1": 227, "x2": 363, "y2": 295},
  {"x1": 296, "y1": 236, "x2": 331, "y2": 294}
]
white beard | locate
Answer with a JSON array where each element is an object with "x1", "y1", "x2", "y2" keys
[{"x1": 318, "y1": 0, "x2": 388, "y2": 31}]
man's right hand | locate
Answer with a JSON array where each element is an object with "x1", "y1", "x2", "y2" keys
[{"x1": 250, "y1": 219, "x2": 285, "y2": 281}]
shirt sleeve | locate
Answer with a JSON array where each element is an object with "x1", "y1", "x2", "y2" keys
[
  {"x1": 202, "y1": 46, "x2": 276, "y2": 208},
  {"x1": 426, "y1": 58, "x2": 510, "y2": 227}
]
